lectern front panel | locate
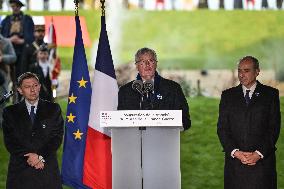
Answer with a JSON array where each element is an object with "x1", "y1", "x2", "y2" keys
[
  {"x1": 142, "y1": 127, "x2": 180, "y2": 189},
  {"x1": 112, "y1": 128, "x2": 142, "y2": 189}
]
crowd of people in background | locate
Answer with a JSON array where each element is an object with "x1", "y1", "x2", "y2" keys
[
  {"x1": 0, "y1": 0, "x2": 82, "y2": 11},
  {"x1": 0, "y1": 0, "x2": 60, "y2": 127},
  {"x1": 1, "y1": 0, "x2": 283, "y2": 11},
  {"x1": 122, "y1": 0, "x2": 284, "y2": 10}
]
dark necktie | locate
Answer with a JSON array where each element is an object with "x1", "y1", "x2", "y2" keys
[
  {"x1": 245, "y1": 90, "x2": 251, "y2": 105},
  {"x1": 30, "y1": 106, "x2": 36, "y2": 124}
]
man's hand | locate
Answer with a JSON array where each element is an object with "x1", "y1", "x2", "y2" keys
[
  {"x1": 234, "y1": 150, "x2": 248, "y2": 164},
  {"x1": 24, "y1": 153, "x2": 44, "y2": 169},
  {"x1": 34, "y1": 161, "x2": 45, "y2": 170},
  {"x1": 234, "y1": 151, "x2": 261, "y2": 166},
  {"x1": 243, "y1": 152, "x2": 261, "y2": 166},
  {"x1": 9, "y1": 35, "x2": 24, "y2": 45}
]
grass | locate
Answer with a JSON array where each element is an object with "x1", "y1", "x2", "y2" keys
[
  {"x1": 2, "y1": 10, "x2": 284, "y2": 71},
  {"x1": 0, "y1": 8, "x2": 284, "y2": 188},
  {"x1": 119, "y1": 10, "x2": 284, "y2": 70},
  {"x1": 0, "y1": 97, "x2": 283, "y2": 188}
]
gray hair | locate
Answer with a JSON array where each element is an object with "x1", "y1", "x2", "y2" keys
[
  {"x1": 135, "y1": 47, "x2": 157, "y2": 63},
  {"x1": 239, "y1": 55, "x2": 260, "y2": 70}
]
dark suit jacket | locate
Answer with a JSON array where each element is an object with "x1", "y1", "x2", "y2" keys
[
  {"x1": 2, "y1": 99, "x2": 64, "y2": 189},
  {"x1": 0, "y1": 13, "x2": 34, "y2": 53},
  {"x1": 29, "y1": 63, "x2": 53, "y2": 102},
  {"x1": 217, "y1": 81, "x2": 281, "y2": 189},
  {"x1": 118, "y1": 75, "x2": 191, "y2": 130}
]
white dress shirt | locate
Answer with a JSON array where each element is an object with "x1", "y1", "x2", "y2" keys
[{"x1": 25, "y1": 99, "x2": 39, "y2": 115}]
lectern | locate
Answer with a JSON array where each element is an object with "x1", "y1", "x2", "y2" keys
[{"x1": 100, "y1": 110, "x2": 182, "y2": 189}]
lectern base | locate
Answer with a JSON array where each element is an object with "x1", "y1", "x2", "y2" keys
[{"x1": 112, "y1": 127, "x2": 181, "y2": 189}]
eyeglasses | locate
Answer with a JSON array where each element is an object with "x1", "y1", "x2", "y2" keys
[{"x1": 136, "y1": 59, "x2": 157, "y2": 65}]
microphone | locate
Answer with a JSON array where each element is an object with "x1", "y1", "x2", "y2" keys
[
  {"x1": 0, "y1": 91, "x2": 14, "y2": 104},
  {"x1": 132, "y1": 80, "x2": 143, "y2": 94},
  {"x1": 143, "y1": 80, "x2": 154, "y2": 94}
]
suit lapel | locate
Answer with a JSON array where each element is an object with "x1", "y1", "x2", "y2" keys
[
  {"x1": 33, "y1": 100, "x2": 46, "y2": 129},
  {"x1": 17, "y1": 101, "x2": 33, "y2": 132},
  {"x1": 249, "y1": 81, "x2": 262, "y2": 107},
  {"x1": 152, "y1": 75, "x2": 162, "y2": 109},
  {"x1": 235, "y1": 84, "x2": 247, "y2": 107}
]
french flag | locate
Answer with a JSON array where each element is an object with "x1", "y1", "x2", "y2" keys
[{"x1": 83, "y1": 16, "x2": 118, "y2": 189}]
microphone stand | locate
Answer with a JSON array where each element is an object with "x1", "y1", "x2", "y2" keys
[
  {"x1": 132, "y1": 79, "x2": 154, "y2": 189},
  {"x1": 139, "y1": 91, "x2": 154, "y2": 189},
  {"x1": 138, "y1": 93, "x2": 144, "y2": 189},
  {"x1": 139, "y1": 94, "x2": 146, "y2": 131}
]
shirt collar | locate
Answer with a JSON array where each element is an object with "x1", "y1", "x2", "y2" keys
[
  {"x1": 242, "y1": 82, "x2": 257, "y2": 97},
  {"x1": 25, "y1": 99, "x2": 39, "y2": 114},
  {"x1": 142, "y1": 78, "x2": 154, "y2": 83}
]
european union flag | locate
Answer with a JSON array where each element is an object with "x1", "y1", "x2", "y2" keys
[{"x1": 61, "y1": 16, "x2": 91, "y2": 189}]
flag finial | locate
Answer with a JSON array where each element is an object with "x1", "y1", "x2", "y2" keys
[
  {"x1": 100, "y1": 0, "x2": 106, "y2": 16},
  {"x1": 74, "y1": 0, "x2": 79, "y2": 16}
]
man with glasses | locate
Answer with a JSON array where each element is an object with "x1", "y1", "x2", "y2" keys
[{"x1": 118, "y1": 47, "x2": 191, "y2": 131}]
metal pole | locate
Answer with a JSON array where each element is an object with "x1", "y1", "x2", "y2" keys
[
  {"x1": 74, "y1": 0, "x2": 79, "y2": 16},
  {"x1": 100, "y1": 0, "x2": 106, "y2": 16}
]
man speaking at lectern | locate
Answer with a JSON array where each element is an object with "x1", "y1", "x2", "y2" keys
[{"x1": 117, "y1": 47, "x2": 191, "y2": 130}]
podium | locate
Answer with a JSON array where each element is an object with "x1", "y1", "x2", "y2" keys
[{"x1": 100, "y1": 110, "x2": 182, "y2": 189}]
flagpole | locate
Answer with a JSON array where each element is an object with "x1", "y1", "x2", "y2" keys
[
  {"x1": 100, "y1": 0, "x2": 105, "y2": 16},
  {"x1": 74, "y1": 0, "x2": 79, "y2": 16},
  {"x1": 61, "y1": 0, "x2": 92, "y2": 188}
]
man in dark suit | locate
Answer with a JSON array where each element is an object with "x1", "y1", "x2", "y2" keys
[
  {"x1": 2, "y1": 72, "x2": 64, "y2": 189},
  {"x1": 118, "y1": 47, "x2": 191, "y2": 130},
  {"x1": 217, "y1": 56, "x2": 281, "y2": 189}
]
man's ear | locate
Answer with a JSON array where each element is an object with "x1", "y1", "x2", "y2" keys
[
  {"x1": 17, "y1": 87, "x2": 23, "y2": 95},
  {"x1": 256, "y1": 69, "x2": 260, "y2": 77}
]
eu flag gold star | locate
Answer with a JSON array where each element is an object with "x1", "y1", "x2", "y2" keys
[
  {"x1": 73, "y1": 129, "x2": 83, "y2": 140},
  {"x1": 67, "y1": 113, "x2": 76, "y2": 123},
  {"x1": 68, "y1": 93, "x2": 77, "y2": 104},
  {"x1": 77, "y1": 77, "x2": 88, "y2": 88}
]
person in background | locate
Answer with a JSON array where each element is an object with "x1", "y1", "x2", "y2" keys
[
  {"x1": 29, "y1": 44, "x2": 54, "y2": 102},
  {"x1": 155, "y1": 0, "x2": 165, "y2": 9},
  {"x1": 0, "y1": 0, "x2": 34, "y2": 103},
  {"x1": 0, "y1": 32, "x2": 16, "y2": 127},
  {"x1": 21, "y1": 24, "x2": 46, "y2": 75},
  {"x1": 2, "y1": 72, "x2": 64, "y2": 189},
  {"x1": 217, "y1": 56, "x2": 281, "y2": 189}
]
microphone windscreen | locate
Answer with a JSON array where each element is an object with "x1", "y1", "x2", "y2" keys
[
  {"x1": 144, "y1": 80, "x2": 154, "y2": 93},
  {"x1": 132, "y1": 80, "x2": 143, "y2": 94}
]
